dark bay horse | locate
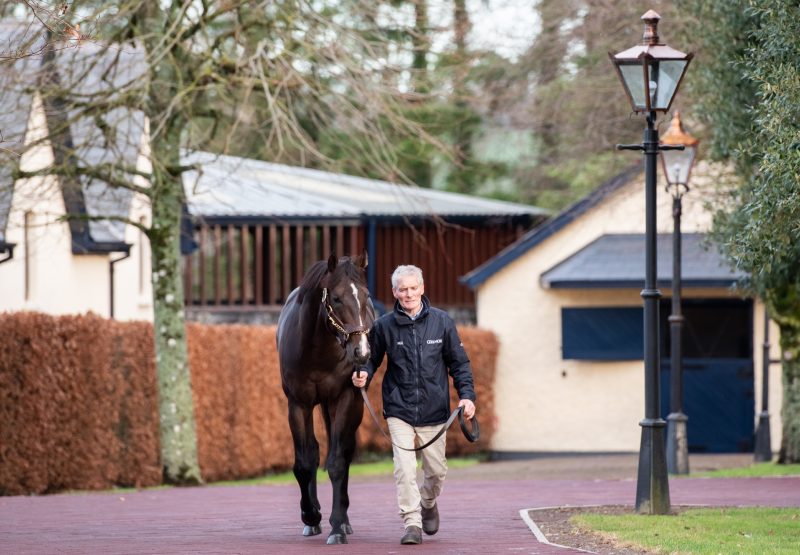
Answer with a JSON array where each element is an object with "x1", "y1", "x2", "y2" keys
[{"x1": 277, "y1": 252, "x2": 375, "y2": 545}]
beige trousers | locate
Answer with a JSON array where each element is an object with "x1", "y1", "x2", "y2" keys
[{"x1": 386, "y1": 417, "x2": 448, "y2": 529}]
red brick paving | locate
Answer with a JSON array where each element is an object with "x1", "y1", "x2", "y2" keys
[{"x1": 1, "y1": 471, "x2": 798, "y2": 554}]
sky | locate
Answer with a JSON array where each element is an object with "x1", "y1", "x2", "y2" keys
[
  {"x1": 422, "y1": 0, "x2": 540, "y2": 61},
  {"x1": 467, "y1": 0, "x2": 540, "y2": 60}
]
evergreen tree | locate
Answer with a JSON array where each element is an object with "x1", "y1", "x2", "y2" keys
[{"x1": 680, "y1": 0, "x2": 800, "y2": 462}]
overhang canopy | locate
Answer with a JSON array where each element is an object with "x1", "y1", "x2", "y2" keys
[
  {"x1": 540, "y1": 233, "x2": 744, "y2": 289},
  {"x1": 182, "y1": 151, "x2": 548, "y2": 222}
]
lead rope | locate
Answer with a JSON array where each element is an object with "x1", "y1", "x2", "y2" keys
[{"x1": 359, "y1": 386, "x2": 479, "y2": 452}]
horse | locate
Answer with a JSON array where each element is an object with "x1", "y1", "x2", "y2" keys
[{"x1": 277, "y1": 251, "x2": 375, "y2": 545}]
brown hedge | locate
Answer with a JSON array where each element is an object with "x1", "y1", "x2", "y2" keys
[
  {"x1": 0, "y1": 313, "x2": 497, "y2": 494},
  {"x1": 0, "y1": 313, "x2": 159, "y2": 494}
]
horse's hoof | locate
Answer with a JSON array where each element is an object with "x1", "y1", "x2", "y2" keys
[
  {"x1": 343, "y1": 523, "x2": 353, "y2": 535},
  {"x1": 303, "y1": 525, "x2": 322, "y2": 536},
  {"x1": 326, "y1": 533, "x2": 348, "y2": 545}
]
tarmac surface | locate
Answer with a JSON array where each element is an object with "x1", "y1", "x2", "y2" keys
[{"x1": 1, "y1": 453, "x2": 798, "y2": 554}]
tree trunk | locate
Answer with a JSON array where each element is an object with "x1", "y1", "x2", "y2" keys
[
  {"x1": 411, "y1": 0, "x2": 429, "y2": 92},
  {"x1": 778, "y1": 322, "x2": 800, "y2": 463},
  {"x1": 447, "y1": 0, "x2": 473, "y2": 194},
  {"x1": 139, "y1": 1, "x2": 201, "y2": 482},
  {"x1": 147, "y1": 145, "x2": 202, "y2": 484}
]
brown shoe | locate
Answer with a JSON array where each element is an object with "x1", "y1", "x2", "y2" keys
[
  {"x1": 400, "y1": 525, "x2": 422, "y2": 545},
  {"x1": 421, "y1": 503, "x2": 439, "y2": 535}
]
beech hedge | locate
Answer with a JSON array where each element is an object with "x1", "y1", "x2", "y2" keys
[{"x1": 0, "y1": 312, "x2": 496, "y2": 495}]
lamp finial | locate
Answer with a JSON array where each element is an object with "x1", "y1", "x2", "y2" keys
[{"x1": 641, "y1": 10, "x2": 661, "y2": 46}]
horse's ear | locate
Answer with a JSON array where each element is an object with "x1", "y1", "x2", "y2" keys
[
  {"x1": 327, "y1": 252, "x2": 338, "y2": 273},
  {"x1": 358, "y1": 249, "x2": 368, "y2": 269}
]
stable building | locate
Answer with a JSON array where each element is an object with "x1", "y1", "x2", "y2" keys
[
  {"x1": 181, "y1": 151, "x2": 548, "y2": 324},
  {"x1": 462, "y1": 163, "x2": 782, "y2": 456}
]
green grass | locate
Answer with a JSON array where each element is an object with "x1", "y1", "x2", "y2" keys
[
  {"x1": 574, "y1": 462, "x2": 800, "y2": 554},
  {"x1": 210, "y1": 455, "x2": 482, "y2": 487},
  {"x1": 690, "y1": 461, "x2": 800, "y2": 478},
  {"x1": 573, "y1": 507, "x2": 800, "y2": 555}
]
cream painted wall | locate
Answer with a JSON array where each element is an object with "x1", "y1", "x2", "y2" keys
[
  {"x1": 752, "y1": 304, "x2": 784, "y2": 453},
  {"x1": 477, "y1": 164, "x2": 782, "y2": 454},
  {"x1": 0, "y1": 93, "x2": 153, "y2": 322}
]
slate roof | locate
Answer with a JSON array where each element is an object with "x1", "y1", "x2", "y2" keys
[
  {"x1": 540, "y1": 233, "x2": 744, "y2": 289},
  {"x1": 50, "y1": 40, "x2": 147, "y2": 248},
  {"x1": 182, "y1": 151, "x2": 549, "y2": 221},
  {"x1": 0, "y1": 20, "x2": 146, "y2": 252},
  {"x1": 0, "y1": 21, "x2": 42, "y2": 245},
  {"x1": 460, "y1": 163, "x2": 644, "y2": 289}
]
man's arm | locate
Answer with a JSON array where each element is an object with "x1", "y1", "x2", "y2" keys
[{"x1": 443, "y1": 317, "x2": 476, "y2": 408}]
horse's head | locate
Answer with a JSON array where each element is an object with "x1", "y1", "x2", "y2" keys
[{"x1": 321, "y1": 251, "x2": 375, "y2": 365}]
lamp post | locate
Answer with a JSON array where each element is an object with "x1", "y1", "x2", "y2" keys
[
  {"x1": 609, "y1": 10, "x2": 692, "y2": 515},
  {"x1": 754, "y1": 307, "x2": 773, "y2": 462},
  {"x1": 660, "y1": 111, "x2": 698, "y2": 476}
]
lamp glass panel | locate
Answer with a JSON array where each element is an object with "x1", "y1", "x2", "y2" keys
[
  {"x1": 661, "y1": 146, "x2": 696, "y2": 185},
  {"x1": 619, "y1": 63, "x2": 647, "y2": 109},
  {"x1": 650, "y1": 60, "x2": 688, "y2": 110}
]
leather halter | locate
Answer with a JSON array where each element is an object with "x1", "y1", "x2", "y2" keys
[{"x1": 321, "y1": 287, "x2": 370, "y2": 347}]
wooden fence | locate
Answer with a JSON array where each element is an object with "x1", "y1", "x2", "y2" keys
[{"x1": 182, "y1": 219, "x2": 525, "y2": 313}]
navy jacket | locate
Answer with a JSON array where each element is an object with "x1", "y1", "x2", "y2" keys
[{"x1": 363, "y1": 296, "x2": 476, "y2": 426}]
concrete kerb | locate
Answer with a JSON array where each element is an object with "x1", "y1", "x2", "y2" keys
[{"x1": 521, "y1": 505, "x2": 599, "y2": 554}]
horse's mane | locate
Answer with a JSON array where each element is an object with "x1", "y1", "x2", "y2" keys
[{"x1": 296, "y1": 256, "x2": 365, "y2": 304}]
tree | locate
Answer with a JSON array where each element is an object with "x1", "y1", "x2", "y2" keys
[
  {"x1": 197, "y1": 1, "x2": 512, "y2": 197},
  {"x1": 679, "y1": 0, "x2": 800, "y2": 462},
  {"x1": 7, "y1": 0, "x2": 438, "y2": 483},
  {"x1": 478, "y1": 1, "x2": 692, "y2": 209}
]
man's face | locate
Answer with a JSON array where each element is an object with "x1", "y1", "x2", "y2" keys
[{"x1": 392, "y1": 274, "x2": 424, "y2": 315}]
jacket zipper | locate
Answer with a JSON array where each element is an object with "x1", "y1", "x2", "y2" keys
[{"x1": 412, "y1": 322, "x2": 420, "y2": 426}]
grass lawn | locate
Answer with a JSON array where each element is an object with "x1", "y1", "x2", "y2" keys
[
  {"x1": 573, "y1": 506, "x2": 800, "y2": 555},
  {"x1": 573, "y1": 462, "x2": 800, "y2": 554},
  {"x1": 688, "y1": 461, "x2": 800, "y2": 478}
]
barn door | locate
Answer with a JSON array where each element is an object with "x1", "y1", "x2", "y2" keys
[{"x1": 659, "y1": 299, "x2": 754, "y2": 453}]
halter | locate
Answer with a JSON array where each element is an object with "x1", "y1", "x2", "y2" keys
[{"x1": 321, "y1": 287, "x2": 371, "y2": 347}]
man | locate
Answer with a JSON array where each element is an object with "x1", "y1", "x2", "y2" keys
[{"x1": 352, "y1": 264, "x2": 476, "y2": 545}]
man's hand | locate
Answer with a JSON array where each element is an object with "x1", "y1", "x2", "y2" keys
[
  {"x1": 352, "y1": 370, "x2": 367, "y2": 388},
  {"x1": 458, "y1": 399, "x2": 476, "y2": 420}
]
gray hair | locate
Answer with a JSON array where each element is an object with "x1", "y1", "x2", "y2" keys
[{"x1": 391, "y1": 265, "x2": 424, "y2": 289}]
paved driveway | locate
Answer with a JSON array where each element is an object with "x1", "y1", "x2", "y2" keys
[{"x1": 2, "y1": 455, "x2": 798, "y2": 554}]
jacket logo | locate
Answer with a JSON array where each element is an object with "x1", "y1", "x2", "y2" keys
[
  {"x1": 396, "y1": 341, "x2": 404, "y2": 345},
  {"x1": 426, "y1": 339, "x2": 443, "y2": 344}
]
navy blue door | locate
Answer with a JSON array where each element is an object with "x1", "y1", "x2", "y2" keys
[
  {"x1": 660, "y1": 359, "x2": 754, "y2": 452},
  {"x1": 659, "y1": 299, "x2": 754, "y2": 453}
]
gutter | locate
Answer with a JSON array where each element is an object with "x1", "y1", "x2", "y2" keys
[
  {"x1": 0, "y1": 242, "x2": 14, "y2": 265},
  {"x1": 109, "y1": 251, "x2": 131, "y2": 319}
]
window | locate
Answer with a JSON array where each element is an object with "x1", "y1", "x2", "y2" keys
[{"x1": 562, "y1": 307, "x2": 643, "y2": 360}]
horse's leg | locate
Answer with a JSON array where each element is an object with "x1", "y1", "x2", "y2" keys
[
  {"x1": 323, "y1": 389, "x2": 364, "y2": 545},
  {"x1": 287, "y1": 400, "x2": 322, "y2": 536}
]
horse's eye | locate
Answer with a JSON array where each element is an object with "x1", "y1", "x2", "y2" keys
[{"x1": 331, "y1": 295, "x2": 341, "y2": 304}]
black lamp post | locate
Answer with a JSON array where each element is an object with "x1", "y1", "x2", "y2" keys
[
  {"x1": 609, "y1": 9, "x2": 693, "y2": 515},
  {"x1": 660, "y1": 111, "x2": 698, "y2": 476},
  {"x1": 754, "y1": 308, "x2": 773, "y2": 462}
]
